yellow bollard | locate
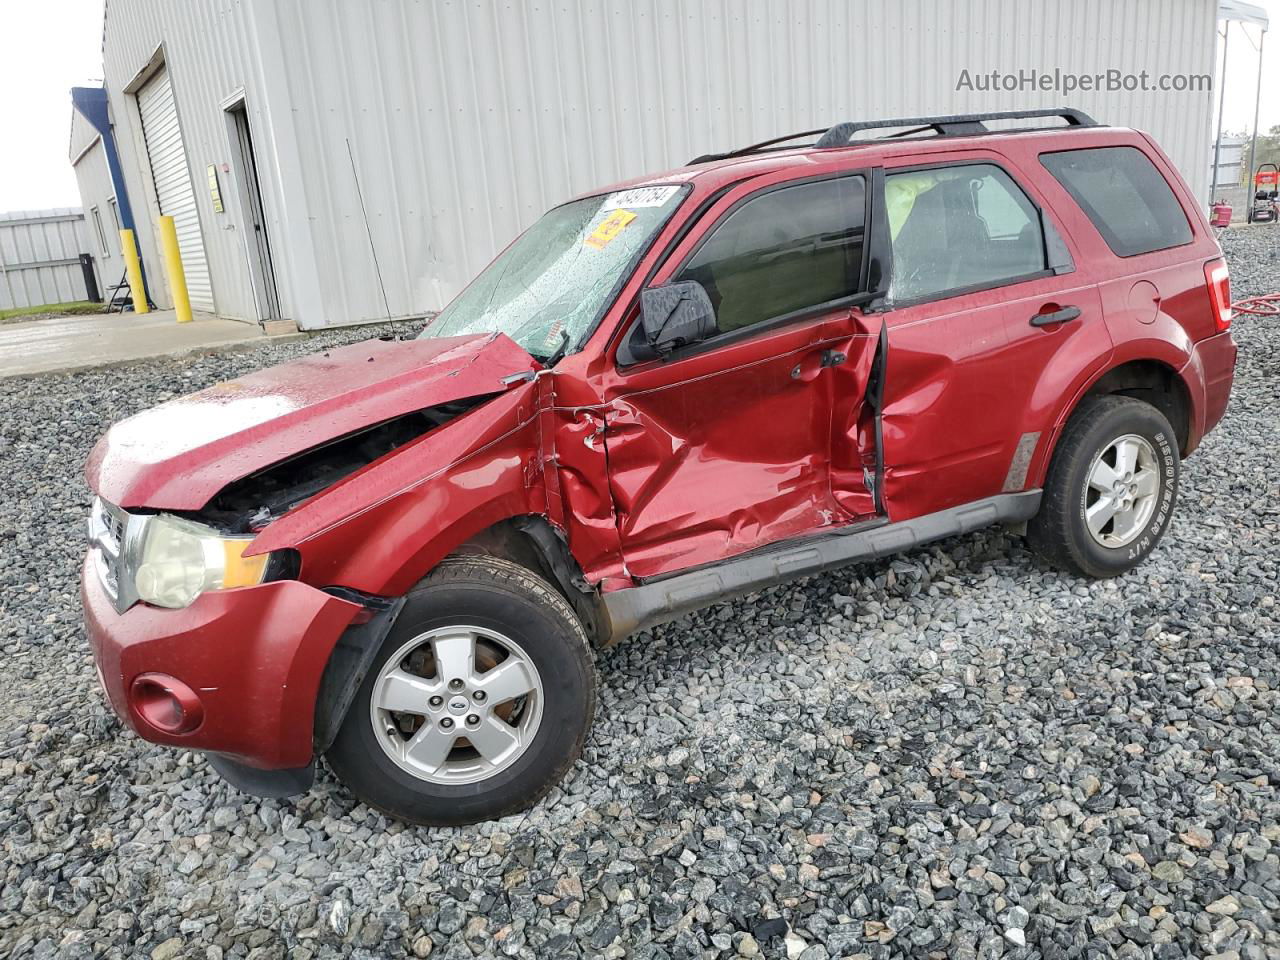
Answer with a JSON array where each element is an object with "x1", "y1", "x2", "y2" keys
[
  {"x1": 157, "y1": 215, "x2": 192, "y2": 324},
  {"x1": 118, "y1": 228, "x2": 149, "y2": 315}
]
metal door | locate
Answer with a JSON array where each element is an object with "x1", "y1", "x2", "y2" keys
[
  {"x1": 137, "y1": 67, "x2": 214, "y2": 312},
  {"x1": 230, "y1": 104, "x2": 282, "y2": 320}
]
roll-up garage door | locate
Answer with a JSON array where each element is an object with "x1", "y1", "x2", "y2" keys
[{"x1": 137, "y1": 67, "x2": 214, "y2": 312}]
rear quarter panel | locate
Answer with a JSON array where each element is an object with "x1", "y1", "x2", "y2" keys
[
  {"x1": 1191, "y1": 330, "x2": 1237, "y2": 442},
  {"x1": 998, "y1": 130, "x2": 1225, "y2": 480}
]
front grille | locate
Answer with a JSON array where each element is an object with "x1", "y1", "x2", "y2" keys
[
  {"x1": 93, "y1": 549, "x2": 119, "y2": 599},
  {"x1": 103, "y1": 509, "x2": 124, "y2": 547},
  {"x1": 88, "y1": 498, "x2": 136, "y2": 612}
]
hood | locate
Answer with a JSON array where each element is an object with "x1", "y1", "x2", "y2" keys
[{"x1": 86, "y1": 333, "x2": 540, "y2": 510}]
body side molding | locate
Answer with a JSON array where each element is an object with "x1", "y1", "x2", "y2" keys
[{"x1": 602, "y1": 491, "x2": 1042, "y2": 641}]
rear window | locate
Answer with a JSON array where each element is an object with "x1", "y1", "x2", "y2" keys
[{"x1": 1040, "y1": 146, "x2": 1192, "y2": 257}]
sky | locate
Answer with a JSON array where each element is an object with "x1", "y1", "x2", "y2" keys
[
  {"x1": 0, "y1": 0, "x2": 105, "y2": 213},
  {"x1": 0, "y1": 0, "x2": 1277, "y2": 214},
  {"x1": 1216, "y1": 7, "x2": 1280, "y2": 138}
]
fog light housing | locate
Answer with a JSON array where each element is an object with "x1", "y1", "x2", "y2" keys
[{"x1": 130, "y1": 673, "x2": 204, "y2": 734}]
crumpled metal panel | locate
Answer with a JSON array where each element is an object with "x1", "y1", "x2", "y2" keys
[
  {"x1": 827, "y1": 324, "x2": 882, "y2": 520},
  {"x1": 598, "y1": 315, "x2": 881, "y2": 581},
  {"x1": 85, "y1": 333, "x2": 539, "y2": 510},
  {"x1": 550, "y1": 403, "x2": 628, "y2": 585},
  {"x1": 247, "y1": 382, "x2": 545, "y2": 597}
]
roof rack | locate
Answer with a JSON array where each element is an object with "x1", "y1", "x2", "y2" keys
[{"x1": 689, "y1": 108, "x2": 1099, "y2": 164}]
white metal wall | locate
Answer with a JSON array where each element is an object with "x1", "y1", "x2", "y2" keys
[
  {"x1": 0, "y1": 210, "x2": 95, "y2": 311},
  {"x1": 69, "y1": 108, "x2": 100, "y2": 165},
  {"x1": 100, "y1": 0, "x2": 274, "y2": 321},
  {"x1": 70, "y1": 109, "x2": 119, "y2": 282},
  {"x1": 96, "y1": 0, "x2": 1218, "y2": 330},
  {"x1": 73, "y1": 144, "x2": 116, "y2": 265}
]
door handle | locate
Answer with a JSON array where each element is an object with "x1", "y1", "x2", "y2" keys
[
  {"x1": 791, "y1": 348, "x2": 847, "y2": 380},
  {"x1": 1029, "y1": 305, "x2": 1081, "y2": 327}
]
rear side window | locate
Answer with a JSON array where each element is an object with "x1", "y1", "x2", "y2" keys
[
  {"x1": 886, "y1": 163, "x2": 1047, "y2": 303},
  {"x1": 1041, "y1": 146, "x2": 1192, "y2": 257},
  {"x1": 675, "y1": 176, "x2": 865, "y2": 334}
]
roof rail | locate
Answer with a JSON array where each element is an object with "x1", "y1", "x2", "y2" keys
[
  {"x1": 814, "y1": 107, "x2": 1098, "y2": 147},
  {"x1": 688, "y1": 128, "x2": 830, "y2": 165},
  {"x1": 689, "y1": 108, "x2": 1099, "y2": 165}
]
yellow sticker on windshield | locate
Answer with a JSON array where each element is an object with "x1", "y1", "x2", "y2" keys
[{"x1": 584, "y1": 209, "x2": 636, "y2": 249}]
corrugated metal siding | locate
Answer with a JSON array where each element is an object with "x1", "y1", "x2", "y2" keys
[
  {"x1": 69, "y1": 109, "x2": 100, "y2": 164},
  {"x1": 71, "y1": 139, "x2": 118, "y2": 275},
  {"x1": 137, "y1": 67, "x2": 215, "y2": 310},
  {"x1": 98, "y1": 0, "x2": 1218, "y2": 329},
  {"x1": 0, "y1": 210, "x2": 95, "y2": 310},
  {"x1": 267, "y1": 0, "x2": 1218, "y2": 326},
  {"x1": 100, "y1": 0, "x2": 270, "y2": 320}
]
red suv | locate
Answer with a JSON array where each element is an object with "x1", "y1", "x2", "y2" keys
[{"x1": 83, "y1": 109, "x2": 1236, "y2": 824}]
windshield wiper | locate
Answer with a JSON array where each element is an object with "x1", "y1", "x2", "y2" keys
[{"x1": 539, "y1": 328, "x2": 572, "y2": 369}]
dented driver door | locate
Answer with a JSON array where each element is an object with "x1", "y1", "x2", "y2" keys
[{"x1": 596, "y1": 171, "x2": 881, "y2": 581}]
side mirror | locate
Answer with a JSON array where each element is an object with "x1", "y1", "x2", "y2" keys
[{"x1": 639, "y1": 280, "x2": 717, "y2": 356}]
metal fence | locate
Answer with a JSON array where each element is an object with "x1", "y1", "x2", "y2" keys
[{"x1": 0, "y1": 209, "x2": 98, "y2": 311}]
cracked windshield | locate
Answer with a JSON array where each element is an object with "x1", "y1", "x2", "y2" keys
[{"x1": 420, "y1": 184, "x2": 686, "y2": 360}]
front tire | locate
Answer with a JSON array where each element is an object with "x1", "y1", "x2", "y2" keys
[
  {"x1": 1028, "y1": 395, "x2": 1179, "y2": 578},
  {"x1": 326, "y1": 555, "x2": 596, "y2": 825}
]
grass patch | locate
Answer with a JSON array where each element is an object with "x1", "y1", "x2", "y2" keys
[{"x1": 0, "y1": 301, "x2": 103, "y2": 323}]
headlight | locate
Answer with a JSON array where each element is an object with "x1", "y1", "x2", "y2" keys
[{"x1": 133, "y1": 514, "x2": 271, "y2": 609}]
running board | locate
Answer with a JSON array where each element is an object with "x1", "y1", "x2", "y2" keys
[{"x1": 601, "y1": 490, "x2": 1041, "y2": 642}]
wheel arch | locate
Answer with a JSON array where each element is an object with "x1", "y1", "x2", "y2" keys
[
  {"x1": 1080, "y1": 358, "x2": 1191, "y2": 451},
  {"x1": 312, "y1": 512, "x2": 607, "y2": 761},
  {"x1": 336, "y1": 507, "x2": 609, "y2": 646},
  {"x1": 1031, "y1": 355, "x2": 1194, "y2": 488},
  {"x1": 451, "y1": 515, "x2": 610, "y2": 648}
]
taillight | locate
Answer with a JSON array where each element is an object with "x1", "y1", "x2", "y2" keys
[{"x1": 1204, "y1": 259, "x2": 1232, "y2": 333}]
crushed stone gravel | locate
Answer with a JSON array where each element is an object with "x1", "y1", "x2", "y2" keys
[{"x1": 1, "y1": 228, "x2": 1278, "y2": 959}]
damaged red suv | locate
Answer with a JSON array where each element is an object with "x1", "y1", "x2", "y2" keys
[{"x1": 83, "y1": 109, "x2": 1236, "y2": 824}]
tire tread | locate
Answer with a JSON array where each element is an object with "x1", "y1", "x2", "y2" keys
[
  {"x1": 326, "y1": 554, "x2": 595, "y2": 826},
  {"x1": 1029, "y1": 394, "x2": 1176, "y2": 578}
]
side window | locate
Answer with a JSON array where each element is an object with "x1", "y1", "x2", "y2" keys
[
  {"x1": 887, "y1": 163, "x2": 1047, "y2": 303},
  {"x1": 90, "y1": 206, "x2": 110, "y2": 257},
  {"x1": 675, "y1": 176, "x2": 865, "y2": 334},
  {"x1": 1040, "y1": 146, "x2": 1192, "y2": 257}
]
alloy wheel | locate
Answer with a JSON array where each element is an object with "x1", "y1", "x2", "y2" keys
[
  {"x1": 1084, "y1": 433, "x2": 1161, "y2": 549},
  {"x1": 369, "y1": 625, "x2": 544, "y2": 785}
]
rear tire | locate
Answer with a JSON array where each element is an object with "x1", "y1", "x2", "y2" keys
[
  {"x1": 326, "y1": 555, "x2": 596, "y2": 825},
  {"x1": 1028, "y1": 395, "x2": 1179, "y2": 578}
]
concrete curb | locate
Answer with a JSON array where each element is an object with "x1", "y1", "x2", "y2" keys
[{"x1": 0, "y1": 331, "x2": 309, "y2": 381}]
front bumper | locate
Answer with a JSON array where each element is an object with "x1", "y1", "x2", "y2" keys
[{"x1": 82, "y1": 555, "x2": 361, "y2": 770}]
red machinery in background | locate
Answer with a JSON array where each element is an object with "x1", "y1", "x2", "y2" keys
[{"x1": 1248, "y1": 163, "x2": 1279, "y2": 223}]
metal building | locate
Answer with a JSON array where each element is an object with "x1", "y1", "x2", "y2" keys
[
  {"x1": 75, "y1": 0, "x2": 1222, "y2": 331},
  {"x1": 0, "y1": 209, "x2": 98, "y2": 311},
  {"x1": 69, "y1": 101, "x2": 121, "y2": 294}
]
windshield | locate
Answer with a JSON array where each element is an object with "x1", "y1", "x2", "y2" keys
[{"x1": 419, "y1": 184, "x2": 686, "y2": 360}]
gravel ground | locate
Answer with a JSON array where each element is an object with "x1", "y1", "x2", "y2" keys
[{"x1": 1, "y1": 228, "x2": 1278, "y2": 960}]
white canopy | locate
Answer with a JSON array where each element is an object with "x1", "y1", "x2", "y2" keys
[{"x1": 1219, "y1": 0, "x2": 1269, "y2": 29}]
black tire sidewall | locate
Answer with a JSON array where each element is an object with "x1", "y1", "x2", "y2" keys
[
  {"x1": 327, "y1": 572, "x2": 594, "y2": 825},
  {"x1": 1062, "y1": 402, "x2": 1179, "y2": 576}
]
